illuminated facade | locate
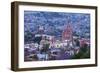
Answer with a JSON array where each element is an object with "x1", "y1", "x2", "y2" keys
[{"x1": 62, "y1": 24, "x2": 73, "y2": 42}]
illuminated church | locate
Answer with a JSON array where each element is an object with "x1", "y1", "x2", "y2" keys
[
  {"x1": 62, "y1": 23, "x2": 73, "y2": 42},
  {"x1": 61, "y1": 22, "x2": 74, "y2": 48}
]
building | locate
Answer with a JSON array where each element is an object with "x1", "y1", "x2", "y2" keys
[
  {"x1": 38, "y1": 26, "x2": 44, "y2": 35},
  {"x1": 62, "y1": 24, "x2": 73, "y2": 42}
]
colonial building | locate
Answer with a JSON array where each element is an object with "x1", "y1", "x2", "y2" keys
[
  {"x1": 62, "y1": 24, "x2": 73, "y2": 42},
  {"x1": 61, "y1": 23, "x2": 74, "y2": 51},
  {"x1": 38, "y1": 25, "x2": 44, "y2": 35}
]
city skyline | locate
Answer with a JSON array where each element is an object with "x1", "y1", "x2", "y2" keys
[{"x1": 24, "y1": 11, "x2": 90, "y2": 61}]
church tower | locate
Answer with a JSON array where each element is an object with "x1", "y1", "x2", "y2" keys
[
  {"x1": 62, "y1": 23, "x2": 73, "y2": 42},
  {"x1": 38, "y1": 26, "x2": 44, "y2": 35}
]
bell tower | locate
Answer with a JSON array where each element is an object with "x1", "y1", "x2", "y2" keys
[{"x1": 62, "y1": 23, "x2": 73, "y2": 42}]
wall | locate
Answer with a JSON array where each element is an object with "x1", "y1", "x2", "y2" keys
[{"x1": 0, "y1": 0, "x2": 99, "y2": 73}]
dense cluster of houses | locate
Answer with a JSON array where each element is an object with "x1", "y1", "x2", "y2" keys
[{"x1": 24, "y1": 24, "x2": 90, "y2": 61}]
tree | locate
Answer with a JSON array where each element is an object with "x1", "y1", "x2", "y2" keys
[{"x1": 72, "y1": 43, "x2": 90, "y2": 59}]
